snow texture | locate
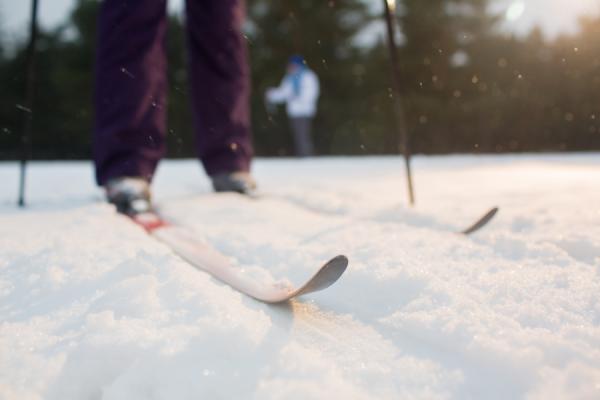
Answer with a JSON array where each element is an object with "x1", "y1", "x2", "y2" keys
[{"x1": 1, "y1": 154, "x2": 599, "y2": 399}]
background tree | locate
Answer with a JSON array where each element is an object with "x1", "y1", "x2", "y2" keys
[
  {"x1": 0, "y1": 0, "x2": 98, "y2": 159},
  {"x1": 396, "y1": 0, "x2": 502, "y2": 153},
  {"x1": 1, "y1": 0, "x2": 600, "y2": 160}
]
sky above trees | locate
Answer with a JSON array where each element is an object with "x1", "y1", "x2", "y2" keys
[{"x1": 0, "y1": 0, "x2": 598, "y2": 46}]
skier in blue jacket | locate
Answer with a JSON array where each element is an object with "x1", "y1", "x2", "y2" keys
[{"x1": 266, "y1": 55, "x2": 320, "y2": 157}]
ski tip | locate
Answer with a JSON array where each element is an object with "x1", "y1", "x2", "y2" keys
[
  {"x1": 482, "y1": 206, "x2": 499, "y2": 220},
  {"x1": 290, "y1": 255, "x2": 349, "y2": 300},
  {"x1": 325, "y1": 255, "x2": 349, "y2": 274},
  {"x1": 485, "y1": 206, "x2": 499, "y2": 219},
  {"x1": 329, "y1": 255, "x2": 349, "y2": 269},
  {"x1": 460, "y1": 206, "x2": 499, "y2": 235},
  {"x1": 316, "y1": 255, "x2": 349, "y2": 286}
]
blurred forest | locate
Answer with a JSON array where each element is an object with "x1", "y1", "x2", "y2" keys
[{"x1": 1, "y1": 0, "x2": 600, "y2": 160}]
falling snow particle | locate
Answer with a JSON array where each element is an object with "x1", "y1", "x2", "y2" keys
[{"x1": 120, "y1": 67, "x2": 135, "y2": 79}]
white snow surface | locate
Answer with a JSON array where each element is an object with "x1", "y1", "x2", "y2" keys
[{"x1": 1, "y1": 154, "x2": 600, "y2": 400}]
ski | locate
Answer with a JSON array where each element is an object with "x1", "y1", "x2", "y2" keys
[
  {"x1": 128, "y1": 212, "x2": 348, "y2": 303},
  {"x1": 261, "y1": 192, "x2": 499, "y2": 235},
  {"x1": 459, "y1": 206, "x2": 499, "y2": 235}
]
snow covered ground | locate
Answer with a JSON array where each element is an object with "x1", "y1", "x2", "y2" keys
[{"x1": 1, "y1": 154, "x2": 599, "y2": 400}]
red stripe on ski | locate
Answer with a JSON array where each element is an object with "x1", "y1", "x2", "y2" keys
[{"x1": 131, "y1": 212, "x2": 169, "y2": 232}]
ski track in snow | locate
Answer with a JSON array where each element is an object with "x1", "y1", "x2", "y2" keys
[{"x1": 0, "y1": 154, "x2": 599, "y2": 399}]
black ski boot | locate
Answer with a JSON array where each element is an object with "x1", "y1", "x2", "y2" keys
[
  {"x1": 211, "y1": 171, "x2": 257, "y2": 195},
  {"x1": 105, "y1": 177, "x2": 152, "y2": 215}
]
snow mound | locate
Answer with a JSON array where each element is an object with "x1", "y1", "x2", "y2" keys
[{"x1": 1, "y1": 155, "x2": 599, "y2": 399}]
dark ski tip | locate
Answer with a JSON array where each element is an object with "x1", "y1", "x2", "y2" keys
[
  {"x1": 460, "y1": 207, "x2": 499, "y2": 235},
  {"x1": 291, "y1": 255, "x2": 349, "y2": 300}
]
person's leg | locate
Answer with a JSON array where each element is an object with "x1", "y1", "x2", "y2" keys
[
  {"x1": 93, "y1": 0, "x2": 168, "y2": 185},
  {"x1": 302, "y1": 117, "x2": 315, "y2": 156},
  {"x1": 290, "y1": 117, "x2": 315, "y2": 157},
  {"x1": 185, "y1": 0, "x2": 253, "y2": 176}
]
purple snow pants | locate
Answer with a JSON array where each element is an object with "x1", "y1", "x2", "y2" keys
[{"x1": 93, "y1": 0, "x2": 253, "y2": 185}]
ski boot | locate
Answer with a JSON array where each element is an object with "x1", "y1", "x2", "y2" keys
[
  {"x1": 211, "y1": 171, "x2": 257, "y2": 195},
  {"x1": 105, "y1": 177, "x2": 152, "y2": 216}
]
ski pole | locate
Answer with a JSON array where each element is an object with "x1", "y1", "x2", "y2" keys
[
  {"x1": 382, "y1": 0, "x2": 415, "y2": 206},
  {"x1": 18, "y1": 0, "x2": 40, "y2": 207}
]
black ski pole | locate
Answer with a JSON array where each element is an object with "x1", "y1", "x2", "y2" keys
[
  {"x1": 382, "y1": 0, "x2": 415, "y2": 206},
  {"x1": 18, "y1": 0, "x2": 40, "y2": 207}
]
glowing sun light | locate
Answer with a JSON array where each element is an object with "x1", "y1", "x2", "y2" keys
[
  {"x1": 506, "y1": 2, "x2": 525, "y2": 21},
  {"x1": 386, "y1": 0, "x2": 396, "y2": 12}
]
